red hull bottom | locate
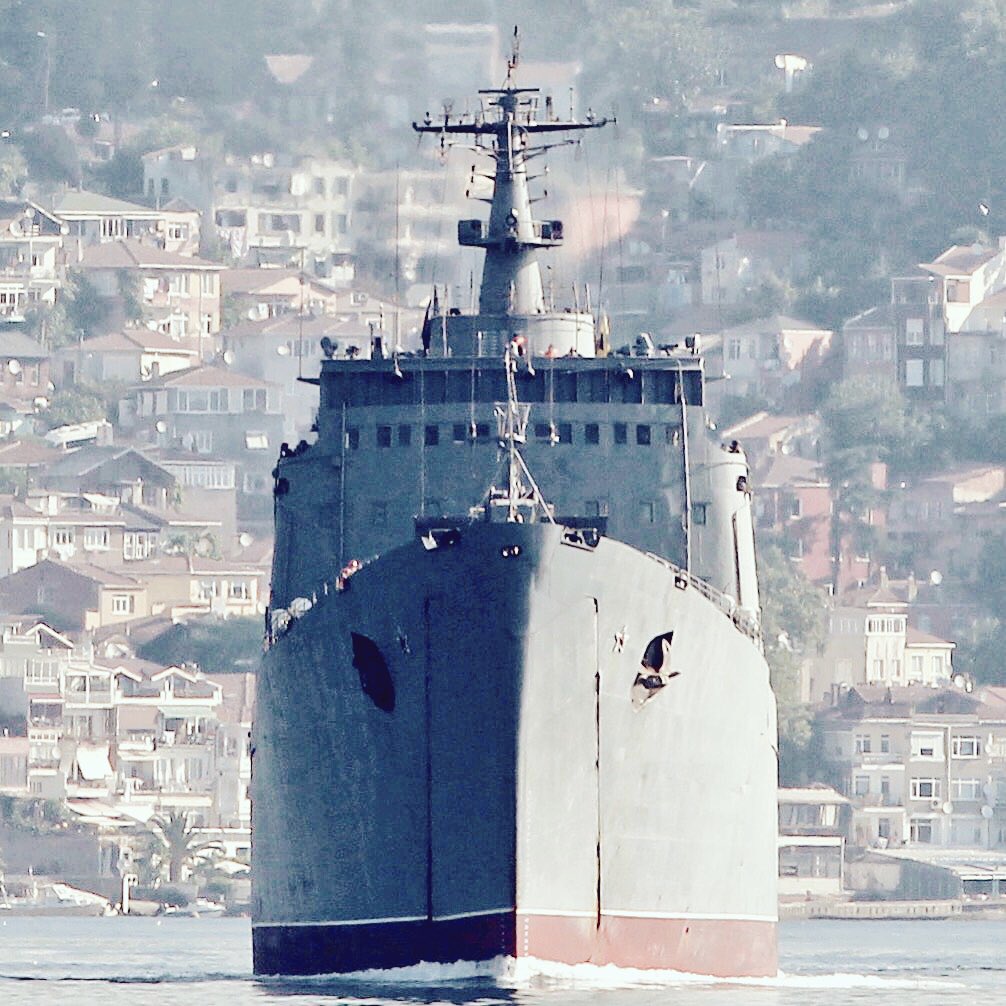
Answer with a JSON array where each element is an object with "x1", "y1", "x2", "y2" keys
[
  {"x1": 253, "y1": 911, "x2": 777, "y2": 978},
  {"x1": 519, "y1": 912, "x2": 778, "y2": 978}
]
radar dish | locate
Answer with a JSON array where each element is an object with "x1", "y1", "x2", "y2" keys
[
  {"x1": 7, "y1": 359, "x2": 21, "y2": 375},
  {"x1": 930, "y1": 570, "x2": 943, "y2": 586}
]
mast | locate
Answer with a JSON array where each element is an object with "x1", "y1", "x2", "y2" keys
[{"x1": 412, "y1": 31, "x2": 609, "y2": 319}]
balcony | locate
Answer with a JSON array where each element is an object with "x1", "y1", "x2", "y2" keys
[{"x1": 859, "y1": 793, "x2": 904, "y2": 808}]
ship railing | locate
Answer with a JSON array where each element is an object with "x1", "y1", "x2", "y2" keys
[{"x1": 643, "y1": 550, "x2": 762, "y2": 647}]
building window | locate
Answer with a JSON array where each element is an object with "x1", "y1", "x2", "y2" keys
[
  {"x1": 377, "y1": 425, "x2": 392, "y2": 447},
  {"x1": 398, "y1": 424, "x2": 412, "y2": 447},
  {"x1": 314, "y1": 213, "x2": 326, "y2": 234},
  {"x1": 951, "y1": 778, "x2": 982, "y2": 801},
  {"x1": 245, "y1": 432, "x2": 269, "y2": 450},
  {"x1": 855, "y1": 734, "x2": 872, "y2": 754},
  {"x1": 911, "y1": 732, "x2": 942, "y2": 759},
  {"x1": 111, "y1": 594, "x2": 135, "y2": 615},
  {"x1": 692, "y1": 502, "x2": 708, "y2": 525},
  {"x1": 952, "y1": 736, "x2": 980, "y2": 758},
  {"x1": 905, "y1": 359, "x2": 924, "y2": 387},
  {"x1": 905, "y1": 318, "x2": 924, "y2": 345},
  {"x1": 880, "y1": 734, "x2": 890, "y2": 754},
  {"x1": 789, "y1": 497, "x2": 802, "y2": 519},
  {"x1": 585, "y1": 423, "x2": 600, "y2": 445},
  {"x1": 878, "y1": 818, "x2": 891, "y2": 839},
  {"x1": 910, "y1": 778, "x2": 940, "y2": 800},
  {"x1": 854, "y1": 774, "x2": 870, "y2": 796},
  {"x1": 424, "y1": 425, "x2": 439, "y2": 446},
  {"x1": 910, "y1": 818, "x2": 933, "y2": 843},
  {"x1": 228, "y1": 581, "x2": 251, "y2": 600},
  {"x1": 614, "y1": 422, "x2": 627, "y2": 445},
  {"x1": 83, "y1": 528, "x2": 109, "y2": 551}
]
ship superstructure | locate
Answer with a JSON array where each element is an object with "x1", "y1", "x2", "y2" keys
[{"x1": 252, "y1": 47, "x2": 778, "y2": 979}]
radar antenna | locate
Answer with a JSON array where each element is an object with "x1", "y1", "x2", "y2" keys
[{"x1": 506, "y1": 26, "x2": 520, "y2": 84}]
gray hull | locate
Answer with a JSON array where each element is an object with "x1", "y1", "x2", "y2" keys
[{"x1": 252, "y1": 522, "x2": 778, "y2": 976}]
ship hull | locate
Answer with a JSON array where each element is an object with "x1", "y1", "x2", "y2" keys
[{"x1": 252, "y1": 522, "x2": 778, "y2": 977}]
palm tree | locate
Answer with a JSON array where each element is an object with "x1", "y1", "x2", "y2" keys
[{"x1": 147, "y1": 811, "x2": 222, "y2": 884}]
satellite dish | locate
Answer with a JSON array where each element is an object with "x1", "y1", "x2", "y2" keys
[
  {"x1": 954, "y1": 674, "x2": 965, "y2": 688},
  {"x1": 222, "y1": 349, "x2": 235, "y2": 365},
  {"x1": 857, "y1": 127, "x2": 869, "y2": 142},
  {"x1": 155, "y1": 419, "x2": 167, "y2": 434},
  {"x1": 930, "y1": 570, "x2": 943, "y2": 585},
  {"x1": 982, "y1": 805, "x2": 995, "y2": 819},
  {"x1": 877, "y1": 126, "x2": 890, "y2": 140},
  {"x1": 276, "y1": 344, "x2": 291, "y2": 356},
  {"x1": 7, "y1": 359, "x2": 21, "y2": 375},
  {"x1": 942, "y1": 801, "x2": 954, "y2": 815},
  {"x1": 238, "y1": 532, "x2": 253, "y2": 548}
]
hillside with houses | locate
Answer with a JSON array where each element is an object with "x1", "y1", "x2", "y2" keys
[{"x1": 2, "y1": 0, "x2": 1006, "y2": 908}]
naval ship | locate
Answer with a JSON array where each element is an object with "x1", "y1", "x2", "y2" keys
[{"x1": 252, "y1": 51, "x2": 779, "y2": 979}]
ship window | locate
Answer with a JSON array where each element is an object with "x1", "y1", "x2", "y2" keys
[
  {"x1": 554, "y1": 371, "x2": 577, "y2": 402},
  {"x1": 351, "y1": 632, "x2": 395, "y2": 713},
  {"x1": 636, "y1": 424, "x2": 651, "y2": 445},
  {"x1": 692, "y1": 502, "x2": 708, "y2": 525},
  {"x1": 452, "y1": 423, "x2": 467, "y2": 443},
  {"x1": 376, "y1": 425, "x2": 392, "y2": 447},
  {"x1": 346, "y1": 427, "x2": 360, "y2": 450},
  {"x1": 618, "y1": 375, "x2": 642, "y2": 404},
  {"x1": 534, "y1": 422, "x2": 553, "y2": 441},
  {"x1": 665, "y1": 424, "x2": 681, "y2": 445},
  {"x1": 425, "y1": 424, "x2": 440, "y2": 446},
  {"x1": 424, "y1": 372, "x2": 447, "y2": 403},
  {"x1": 447, "y1": 371, "x2": 470, "y2": 402},
  {"x1": 557, "y1": 422, "x2": 572, "y2": 444},
  {"x1": 585, "y1": 423, "x2": 600, "y2": 444},
  {"x1": 682, "y1": 371, "x2": 703, "y2": 405},
  {"x1": 398, "y1": 424, "x2": 412, "y2": 446},
  {"x1": 580, "y1": 370, "x2": 609, "y2": 403},
  {"x1": 475, "y1": 422, "x2": 491, "y2": 441},
  {"x1": 638, "y1": 500, "x2": 655, "y2": 523},
  {"x1": 651, "y1": 370, "x2": 680, "y2": 404},
  {"x1": 585, "y1": 500, "x2": 609, "y2": 517},
  {"x1": 614, "y1": 422, "x2": 627, "y2": 445}
]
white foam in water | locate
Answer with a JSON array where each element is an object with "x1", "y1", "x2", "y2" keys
[{"x1": 285, "y1": 955, "x2": 962, "y2": 992}]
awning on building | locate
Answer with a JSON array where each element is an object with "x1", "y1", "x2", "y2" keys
[{"x1": 75, "y1": 743, "x2": 113, "y2": 781}]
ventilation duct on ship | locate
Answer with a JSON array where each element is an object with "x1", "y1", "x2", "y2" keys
[{"x1": 351, "y1": 632, "x2": 395, "y2": 712}]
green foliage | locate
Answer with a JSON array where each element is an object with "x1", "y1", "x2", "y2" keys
[
  {"x1": 91, "y1": 149, "x2": 144, "y2": 200},
  {"x1": 758, "y1": 542, "x2": 829, "y2": 783},
  {"x1": 117, "y1": 269, "x2": 143, "y2": 322},
  {"x1": 38, "y1": 387, "x2": 107, "y2": 431},
  {"x1": 64, "y1": 272, "x2": 111, "y2": 339},
  {"x1": 137, "y1": 617, "x2": 261, "y2": 675},
  {"x1": 18, "y1": 125, "x2": 81, "y2": 185},
  {"x1": 146, "y1": 811, "x2": 222, "y2": 884}
]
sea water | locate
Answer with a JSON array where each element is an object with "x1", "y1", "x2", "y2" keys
[{"x1": 0, "y1": 916, "x2": 1000, "y2": 1005}]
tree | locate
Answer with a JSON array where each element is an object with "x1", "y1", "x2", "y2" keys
[
  {"x1": 146, "y1": 811, "x2": 222, "y2": 884},
  {"x1": 138, "y1": 617, "x2": 261, "y2": 675},
  {"x1": 38, "y1": 387, "x2": 106, "y2": 431},
  {"x1": 757, "y1": 543, "x2": 829, "y2": 784}
]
